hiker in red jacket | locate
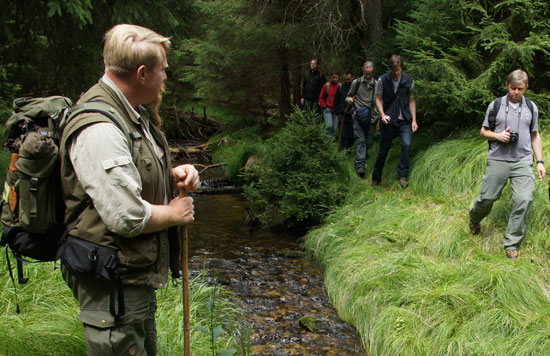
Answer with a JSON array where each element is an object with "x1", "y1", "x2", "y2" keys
[{"x1": 319, "y1": 71, "x2": 342, "y2": 137}]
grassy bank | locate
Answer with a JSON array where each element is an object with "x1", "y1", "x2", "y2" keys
[
  {"x1": 304, "y1": 131, "x2": 550, "y2": 355},
  {"x1": 0, "y1": 261, "x2": 243, "y2": 355}
]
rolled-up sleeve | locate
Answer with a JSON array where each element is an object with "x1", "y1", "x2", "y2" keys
[{"x1": 69, "y1": 122, "x2": 152, "y2": 237}]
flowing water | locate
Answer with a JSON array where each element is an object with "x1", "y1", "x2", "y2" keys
[{"x1": 187, "y1": 192, "x2": 365, "y2": 355}]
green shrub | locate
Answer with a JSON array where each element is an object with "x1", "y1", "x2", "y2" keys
[{"x1": 243, "y1": 108, "x2": 352, "y2": 228}]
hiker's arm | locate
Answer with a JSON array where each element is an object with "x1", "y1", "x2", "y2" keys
[
  {"x1": 142, "y1": 165, "x2": 199, "y2": 233},
  {"x1": 376, "y1": 94, "x2": 390, "y2": 125},
  {"x1": 481, "y1": 126, "x2": 511, "y2": 143},
  {"x1": 531, "y1": 131, "x2": 546, "y2": 179},
  {"x1": 143, "y1": 197, "x2": 195, "y2": 233},
  {"x1": 346, "y1": 80, "x2": 356, "y2": 104},
  {"x1": 410, "y1": 94, "x2": 418, "y2": 132}
]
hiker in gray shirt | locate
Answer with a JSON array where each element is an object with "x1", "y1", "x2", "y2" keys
[
  {"x1": 346, "y1": 61, "x2": 380, "y2": 178},
  {"x1": 469, "y1": 69, "x2": 545, "y2": 259}
]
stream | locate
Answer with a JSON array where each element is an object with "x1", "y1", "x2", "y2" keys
[{"x1": 186, "y1": 190, "x2": 365, "y2": 355}]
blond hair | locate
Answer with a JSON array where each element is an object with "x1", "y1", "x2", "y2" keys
[
  {"x1": 103, "y1": 24, "x2": 171, "y2": 75},
  {"x1": 506, "y1": 69, "x2": 529, "y2": 86}
]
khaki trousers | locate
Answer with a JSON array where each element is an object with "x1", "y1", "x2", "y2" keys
[
  {"x1": 62, "y1": 265, "x2": 157, "y2": 356},
  {"x1": 470, "y1": 159, "x2": 535, "y2": 249}
]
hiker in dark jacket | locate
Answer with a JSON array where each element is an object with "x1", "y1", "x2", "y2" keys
[
  {"x1": 371, "y1": 55, "x2": 418, "y2": 188},
  {"x1": 301, "y1": 58, "x2": 326, "y2": 112},
  {"x1": 338, "y1": 70, "x2": 356, "y2": 150},
  {"x1": 60, "y1": 24, "x2": 199, "y2": 356}
]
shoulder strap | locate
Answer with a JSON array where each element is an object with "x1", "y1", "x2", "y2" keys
[
  {"x1": 524, "y1": 97, "x2": 535, "y2": 131},
  {"x1": 349, "y1": 79, "x2": 360, "y2": 97},
  {"x1": 370, "y1": 82, "x2": 376, "y2": 107},
  {"x1": 486, "y1": 97, "x2": 502, "y2": 151},
  {"x1": 61, "y1": 100, "x2": 140, "y2": 163},
  {"x1": 323, "y1": 82, "x2": 330, "y2": 101},
  {"x1": 488, "y1": 97, "x2": 502, "y2": 131}
]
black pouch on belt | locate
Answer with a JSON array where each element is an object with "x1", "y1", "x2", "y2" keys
[{"x1": 57, "y1": 235, "x2": 125, "y2": 323}]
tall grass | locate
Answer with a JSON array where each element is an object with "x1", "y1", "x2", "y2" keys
[
  {"x1": 0, "y1": 261, "x2": 243, "y2": 356},
  {"x1": 305, "y1": 130, "x2": 550, "y2": 355}
]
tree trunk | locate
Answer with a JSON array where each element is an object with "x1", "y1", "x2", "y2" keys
[
  {"x1": 292, "y1": 49, "x2": 303, "y2": 108},
  {"x1": 361, "y1": 0, "x2": 383, "y2": 55},
  {"x1": 279, "y1": 46, "x2": 291, "y2": 120}
]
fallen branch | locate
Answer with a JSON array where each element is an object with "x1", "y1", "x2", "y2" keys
[{"x1": 194, "y1": 162, "x2": 228, "y2": 175}]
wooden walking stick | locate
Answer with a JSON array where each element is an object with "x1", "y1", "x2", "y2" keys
[
  {"x1": 337, "y1": 101, "x2": 353, "y2": 152},
  {"x1": 179, "y1": 188, "x2": 191, "y2": 356}
]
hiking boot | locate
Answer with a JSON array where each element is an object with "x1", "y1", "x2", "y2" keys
[
  {"x1": 398, "y1": 177, "x2": 408, "y2": 188},
  {"x1": 371, "y1": 179, "x2": 380, "y2": 187},
  {"x1": 505, "y1": 248, "x2": 518, "y2": 259},
  {"x1": 469, "y1": 219, "x2": 481, "y2": 235}
]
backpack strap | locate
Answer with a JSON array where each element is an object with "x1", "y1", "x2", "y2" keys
[
  {"x1": 5, "y1": 248, "x2": 21, "y2": 313},
  {"x1": 487, "y1": 97, "x2": 502, "y2": 150},
  {"x1": 324, "y1": 82, "x2": 330, "y2": 101},
  {"x1": 488, "y1": 97, "x2": 502, "y2": 131},
  {"x1": 61, "y1": 100, "x2": 140, "y2": 163},
  {"x1": 524, "y1": 97, "x2": 535, "y2": 131},
  {"x1": 350, "y1": 79, "x2": 360, "y2": 97}
]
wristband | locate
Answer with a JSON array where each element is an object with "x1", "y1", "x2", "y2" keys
[{"x1": 537, "y1": 160, "x2": 544, "y2": 164}]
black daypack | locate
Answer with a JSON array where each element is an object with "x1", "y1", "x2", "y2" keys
[{"x1": 0, "y1": 96, "x2": 133, "y2": 289}]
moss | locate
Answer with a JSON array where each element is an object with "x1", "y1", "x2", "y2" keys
[{"x1": 299, "y1": 315, "x2": 320, "y2": 332}]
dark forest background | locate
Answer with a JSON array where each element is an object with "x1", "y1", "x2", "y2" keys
[{"x1": 2, "y1": 0, "x2": 550, "y2": 130}]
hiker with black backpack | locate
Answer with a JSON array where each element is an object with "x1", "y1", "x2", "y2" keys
[
  {"x1": 57, "y1": 24, "x2": 199, "y2": 355},
  {"x1": 300, "y1": 58, "x2": 326, "y2": 113},
  {"x1": 469, "y1": 69, "x2": 545, "y2": 259},
  {"x1": 346, "y1": 61, "x2": 380, "y2": 178}
]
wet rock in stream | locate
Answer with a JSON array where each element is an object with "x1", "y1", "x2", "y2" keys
[{"x1": 187, "y1": 193, "x2": 365, "y2": 355}]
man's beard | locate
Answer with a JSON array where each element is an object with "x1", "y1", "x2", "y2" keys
[{"x1": 148, "y1": 82, "x2": 166, "y2": 127}]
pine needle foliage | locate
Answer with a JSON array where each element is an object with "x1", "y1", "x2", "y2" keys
[
  {"x1": 243, "y1": 108, "x2": 353, "y2": 228},
  {"x1": 304, "y1": 131, "x2": 550, "y2": 355},
  {"x1": 181, "y1": 0, "x2": 308, "y2": 112},
  {"x1": 393, "y1": 0, "x2": 550, "y2": 128}
]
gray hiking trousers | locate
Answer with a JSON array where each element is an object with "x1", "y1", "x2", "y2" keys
[{"x1": 469, "y1": 159, "x2": 535, "y2": 249}]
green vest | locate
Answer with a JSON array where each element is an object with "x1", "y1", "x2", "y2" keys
[{"x1": 60, "y1": 80, "x2": 173, "y2": 288}]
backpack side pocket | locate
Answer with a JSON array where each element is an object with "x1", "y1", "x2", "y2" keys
[{"x1": 15, "y1": 131, "x2": 60, "y2": 234}]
